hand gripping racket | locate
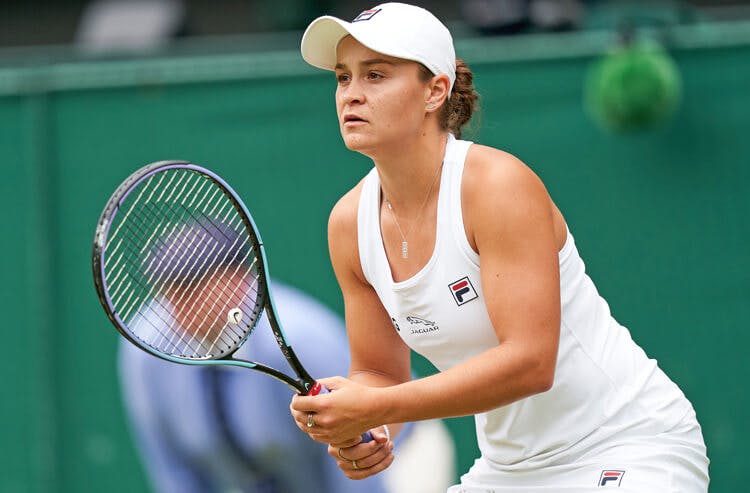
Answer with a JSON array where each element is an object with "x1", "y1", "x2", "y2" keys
[{"x1": 92, "y1": 161, "x2": 372, "y2": 442}]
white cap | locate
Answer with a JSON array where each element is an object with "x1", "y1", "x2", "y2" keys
[{"x1": 301, "y1": 3, "x2": 456, "y2": 91}]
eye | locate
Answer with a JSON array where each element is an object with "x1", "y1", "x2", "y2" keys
[
  {"x1": 367, "y1": 71, "x2": 384, "y2": 80},
  {"x1": 336, "y1": 73, "x2": 351, "y2": 84}
]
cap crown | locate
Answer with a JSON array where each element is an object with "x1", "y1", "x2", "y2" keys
[{"x1": 301, "y1": 2, "x2": 456, "y2": 90}]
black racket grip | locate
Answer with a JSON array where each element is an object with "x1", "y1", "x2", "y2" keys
[{"x1": 309, "y1": 382, "x2": 374, "y2": 443}]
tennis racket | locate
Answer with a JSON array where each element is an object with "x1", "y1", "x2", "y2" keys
[{"x1": 92, "y1": 160, "x2": 372, "y2": 442}]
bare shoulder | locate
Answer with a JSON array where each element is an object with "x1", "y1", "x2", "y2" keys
[
  {"x1": 328, "y1": 178, "x2": 367, "y2": 283},
  {"x1": 463, "y1": 144, "x2": 551, "y2": 216},
  {"x1": 462, "y1": 144, "x2": 566, "y2": 250},
  {"x1": 329, "y1": 178, "x2": 365, "y2": 239}
]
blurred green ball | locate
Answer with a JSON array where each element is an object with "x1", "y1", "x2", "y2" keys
[{"x1": 585, "y1": 41, "x2": 682, "y2": 132}]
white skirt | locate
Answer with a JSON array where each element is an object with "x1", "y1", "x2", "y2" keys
[{"x1": 447, "y1": 413, "x2": 709, "y2": 493}]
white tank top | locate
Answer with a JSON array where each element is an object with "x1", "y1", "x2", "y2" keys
[{"x1": 357, "y1": 135, "x2": 695, "y2": 470}]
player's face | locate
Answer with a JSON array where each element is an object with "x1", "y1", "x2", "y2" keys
[{"x1": 334, "y1": 36, "x2": 431, "y2": 155}]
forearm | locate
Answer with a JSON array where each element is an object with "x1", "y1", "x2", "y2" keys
[
  {"x1": 349, "y1": 368, "x2": 408, "y2": 440},
  {"x1": 376, "y1": 343, "x2": 554, "y2": 425},
  {"x1": 288, "y1": 342, "x2": 551, "y2": 446}
]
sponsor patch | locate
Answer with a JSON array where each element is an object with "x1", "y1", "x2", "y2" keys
[
  {"x1": 449, "y1": 276, "x2": 478, "y2": 306},
  {"x1": 406, "y1": 316, "x2": 439, "y2": 335}
]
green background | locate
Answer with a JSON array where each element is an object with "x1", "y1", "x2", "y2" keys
[{"x1": 2, "y1": 22, "x2": 748, "y2": 492}]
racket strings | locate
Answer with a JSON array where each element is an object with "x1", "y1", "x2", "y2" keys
[
  {"x1": 183, "y1": 261, "x2": 257, "y2": 356},
  {"x1": 107, "y1": 172, "x2": 222, "y2": 355},
  {"x1": 132, "y1": 208, "x2": 258, "y2": 338},
  {"x1": 129, "y1": 187, "x2": 258, "y2": 355},
  {"x1": 116, "y1": 226, "x2": 256, "y2": 357},
  {"x1": 110, "y1": 180, "x2": 212, "y2": 320},
  {"x1": 138, "y1": 182, "x2": 257, "y2": 355},
  {"x1": 105, "y1": 173, "x2": 194, "y2": 304},
  {"x1": 159, "y1": 239, "x2": 255, "y2": 354},
  {"x1": 102, "y1": 168, "x2": 264, "y2": 359},
  {"x1": 169, "y1": 233, "x2": 258, "y2": 351}
]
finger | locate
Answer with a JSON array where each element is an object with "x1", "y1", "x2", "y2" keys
[
  {"x1": 330, "y1": 444, "x2": 354, "y2": 462},
  {"x1": 329, "y1": 439, "x2": 383, "y2": 461},
  {"x1": 356, "y1": 440, "x2": 393, "y2": 464},
  {"x1": 371, "y1": 425, "x2": 390, "y2": 443},
  {"x1": 330, "y1": 430, "x2": 377, "y2": 449},
  {"x1": 315, "y1": 376, "x2": 343, "y2": 391},
  {"x1": 335, "y1": 439, "x2": 390, "y2": 465},
  {"x1": 328, "y1": 437, "x2": 362, "y2": 451},
  {"x1": 290, "y1": 393, "x2": 325, "y2": 413},
  {"x1": 339, "y1": 448, "x2": 395, "y2": 480},
  {"x1": 308, "y1": 433, "x2": 333, "y2": 444},
  {"x1": 302, "y1": 421, "x2": 372, "y2": 445},
  {"x1": 291, "y1": 410, "x2": 313, "y2": 431},
  {"x1": 291, "y1": 411, "x2": 331, "y2": 442}
]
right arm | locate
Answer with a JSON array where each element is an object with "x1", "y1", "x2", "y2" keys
[
  {"x1": 328, "y1": 183, "x2": 412, "y2": 399},
  {"x1": 325, "y1": 183, "x2": 412, "y2": 478}
]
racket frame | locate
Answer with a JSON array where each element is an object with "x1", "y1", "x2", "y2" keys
[{"x1": 92, "y1": 161, "x2": 317, "y2": 395}]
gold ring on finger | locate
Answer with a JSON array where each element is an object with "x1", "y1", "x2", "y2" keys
[
  {"x1": 306, "y1": 413, "x2": 315, "y2": 428},
  {"x1": 352, "y1": 459, "x2": 359, "y2": 470}
]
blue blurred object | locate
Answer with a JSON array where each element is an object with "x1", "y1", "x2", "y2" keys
[
  {"x1": 145, "y1": 217, "x2": 251, "y2": 284},
  {"x1": 119, "y1": 280, "x2": 391, "y2": 493}
]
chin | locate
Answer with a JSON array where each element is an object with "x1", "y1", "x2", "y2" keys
[{"x1": 341, "y1": 132, "x2": 377, "y2": 155}]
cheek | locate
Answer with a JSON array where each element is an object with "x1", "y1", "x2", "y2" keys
[
  {"x1": 381, "y1": 90, "x2": 423, "y2": 126},
  {"x1": 334, "y1": 91, "x2": 343, "y2": 118}
]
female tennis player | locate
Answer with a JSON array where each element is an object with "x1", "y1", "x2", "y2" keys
[{"x1": 290, "y1": 3, "x2": 709, "y2": 492}]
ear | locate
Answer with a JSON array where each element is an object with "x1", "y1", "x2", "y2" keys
[{"x1": 424, "y1": 74, "x2": 451, "y2": 112}]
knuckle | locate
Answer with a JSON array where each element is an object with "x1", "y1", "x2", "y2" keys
[{"x1": 383, "y1": 454, "x2": 395, "y2": 469}]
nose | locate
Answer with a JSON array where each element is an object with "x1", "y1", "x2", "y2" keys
[{"x1": 338, "y1": 78, "x2": 365, "y2": 107}]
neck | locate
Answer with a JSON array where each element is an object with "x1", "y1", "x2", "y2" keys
[{"x1": 373, "y1": 130, "x2": 449, "y2": 212}]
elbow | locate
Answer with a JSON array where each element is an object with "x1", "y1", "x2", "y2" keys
[
  {"x1": 534, "y1": 368, "x2": 555, "y2": 394},
  {"x1": 527, "y1": 356, "x2": 556, "y2": 395},
  {"x1": 527, "y1": 336, "x2": 558, "y2": 395}
]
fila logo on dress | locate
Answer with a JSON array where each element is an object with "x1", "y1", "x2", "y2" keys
[
  {"x1": 598, "y1": 470, "x2": 625, "y2": 487},
  {"x1": 449, "y1": 276, "x2": 479, "y2": 306}
]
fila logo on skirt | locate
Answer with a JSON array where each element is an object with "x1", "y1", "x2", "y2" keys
[{"x1": 598, "y1": 470, "x2": 625, "y2": 487}]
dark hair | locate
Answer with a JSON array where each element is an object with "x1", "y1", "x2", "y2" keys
[{"x1": 419, "y1": 58, "x2": 479, "y2": 139}]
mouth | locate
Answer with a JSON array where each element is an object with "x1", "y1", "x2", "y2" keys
[{"x1": 343, "y1": 114, "x2": 368, "y2": 126}]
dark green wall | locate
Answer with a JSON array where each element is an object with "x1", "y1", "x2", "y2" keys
[{"x1": 1, "y1": 25, "x2": 747, "y2": 492}]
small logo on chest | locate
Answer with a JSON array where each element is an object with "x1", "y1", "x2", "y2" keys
[
  {"x1": 406, "y1": 316, "x2": 439, "y2": 335},
  {"x1": 448, "y1": 276, "x2": 479, "y2": 306}
]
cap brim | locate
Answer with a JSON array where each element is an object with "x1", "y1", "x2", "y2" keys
[{"x1": 301, "y1": 16, "x2": 352, "y2": 71}]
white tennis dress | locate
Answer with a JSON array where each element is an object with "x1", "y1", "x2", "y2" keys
[{"x1": 357, "y1": 135, "x2": 709, "y2": 492}]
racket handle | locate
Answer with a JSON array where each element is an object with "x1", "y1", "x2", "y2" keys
[{"x1": 309, "y1": 381, "x2": 374, "y2": 443}]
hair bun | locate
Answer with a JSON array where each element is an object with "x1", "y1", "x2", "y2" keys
[{"x1": 444, "y1": 59, "x2": 479, "y2": 138}]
